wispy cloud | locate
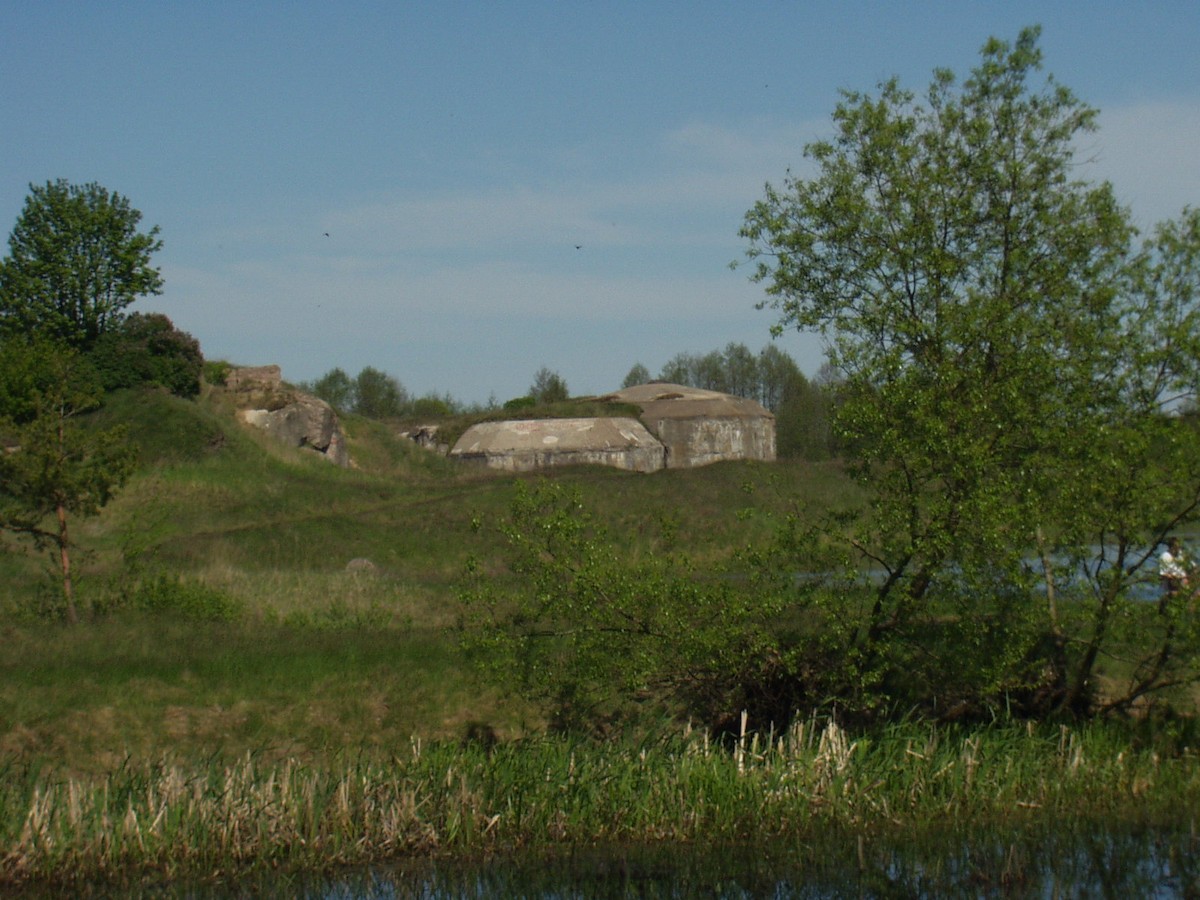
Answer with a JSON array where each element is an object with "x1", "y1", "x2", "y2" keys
[{"x1": 303, "y1": 118, "x2": 822, "y2": 259}]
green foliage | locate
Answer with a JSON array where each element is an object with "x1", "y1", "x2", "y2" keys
[
  {"x1": 406, "y1": 392, "x2": 458, "y2": 419},
  {"x1": 529, "y1": 366, "x2": 569, "y2": 404},
  {"x1": 459, "y1": 481, "x2": 793, "y2": 734},
  {"x1": 304, "y1": 366, "x2": 465, "y2": 421},
  {"x1": 88, "y1": 312, "x2": 203, "y2": 398},
  {"x1": 307, "y1": 366, "x2": 354, "y2": 409},
  {"x1": 621, "y1": 362, "x2": 651, "y2": 388},
  {"x1": 0, "y1": 180, "x2": 163, "y2": 348},
  {"x1": 502, "y1": 395, "x2": 537, "y2": 411},
  {"x1": 352, "y1": 366, "x2": 408, "y2": 418},
  {"x1": 303, "y1": 365, "x2": 411, "y2": 418},
  {"x1": 127, "y1": 572, "x2": 243, "y2": 622},
  {"x1": 739, "y1": 27, "x2": 1200, "y2": 715},
  {"x1": 0, "y1": 347, "x2": 136, "y2": 622},
  {"x1": 0, "y1": 336, "x2": 83, "y2": 425},
  {"x1": 657, "y1": 342, "x2": 795, "y2": 409},
  {"x1": 202, "y1": 359, "x2": 231, "y2": 386}
]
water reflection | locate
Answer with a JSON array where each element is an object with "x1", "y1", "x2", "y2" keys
[{"x1": 109, "y1": 823, "x2": 1197, "y2": 898}]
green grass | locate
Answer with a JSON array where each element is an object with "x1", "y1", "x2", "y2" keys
[
  {"x1": 6, "y1": 386, "x2": 836, "y2": 770},
  {"x1": 3, "y1": 386, "x2": 1199, "y2": 891},
  {"x1": 7, "y1": 383, "x2": 841, "y2": 598},
  {"x1": 1, "y1": 719, "x2": 1195, "y2": 889},
  {"x1": 0, "y1": 618, "x2": 537, "y2": 773}
]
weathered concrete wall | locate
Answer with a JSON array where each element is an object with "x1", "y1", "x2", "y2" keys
[
  {"x1": 446, "y1": 384, "x2": 776, "y2": 474},
  {"x1": 608, "y1": 383, "x2": 776, "y2": 468},
  {"x1": 651, "y1": 414, "x2": 777, "y2": 468},
  {"x1": 451, "y1": 417, "x2": 665, "y2": 473},
  {"x1": 224, "y1": 365, "x2": 282, "y2": 392}
]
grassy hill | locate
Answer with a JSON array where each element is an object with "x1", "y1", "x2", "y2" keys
[{"x1": 0, "y1": 384, "x2": 853, "y2": 772}]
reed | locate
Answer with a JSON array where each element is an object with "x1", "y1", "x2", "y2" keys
[{"x1": 2, "y1": 718, "x2": 1195, "y2": 890}]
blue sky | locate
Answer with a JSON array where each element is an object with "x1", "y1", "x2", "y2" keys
[{"x1": 3, "y1": 3, "x2": 1199, "y2": 405}]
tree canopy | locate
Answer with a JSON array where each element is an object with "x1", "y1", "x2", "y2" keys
[
  {"x1": 529, "y1": 367, "x2": 569, "y2": 404},
  {"x1": 0, "y1": 180, "x2": 163, "y2": 348},
  {"x1": 734, "y1": 26, "x2": 1200, "y2": 716}
]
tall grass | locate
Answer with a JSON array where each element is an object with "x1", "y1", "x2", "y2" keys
[{"x1": 2, "y1": 719, "x2": 1196, "y2": 889}]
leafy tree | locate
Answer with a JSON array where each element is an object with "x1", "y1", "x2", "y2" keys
[
  {"x1": 307, "y1": 367, "x2": 355, "y2": 410},
  {"x1": 657, "y1": 343, "x2": 775, "y2": 405},
  {"x1": 722, "y1": 342, "x2": 759, "y2": 400},
  {"x1": 656, "y1": 353, "x2": 689, "y2": 386},
  {"x1": 0, "y1": 347, "x2": 135, "y2": 623},
  {"x1": 353, "y1": 366, "x2": 407, "y2": 419},
  {"x1": 0, "y1": 180, "x2": 163, "y2": 348},
  {"x1": 408, "y1": 393, "x2": 456, "y2": 418},
  {"x1": 502, "y1": 395, "x2": 537, "y2": 411},
  {"x1": 739, "y1": 28, "x2": 1200, "y2": 716},
  {"x1": 756, "y1": 343, "x2": 805, "y2": 413},
  {"x1": 89, "y1": 312, "x2": 203, "y2": 398},
  {"x1": 621, "y1": 362, "x2": 651, "y2": 388},
  {"x1": 529, "y1": 366, "x2": 569, "y2": 404},
  {"x1": 0, "y1": 336, "x2": 68, "y2": 426},
  {"x1": 659, "y1": 349, "x2": 723, "y2": 391}
]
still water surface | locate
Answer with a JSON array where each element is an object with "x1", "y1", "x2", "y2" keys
[{"x1": 101, "y1": 824, "x2": 1197, "y2": 898}]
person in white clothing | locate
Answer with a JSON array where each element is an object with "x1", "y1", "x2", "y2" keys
[{"x1": 1159, "y1": 537, "x2": 1190, "y2": 610}]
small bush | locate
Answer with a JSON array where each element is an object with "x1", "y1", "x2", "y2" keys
[
  {"x1": 130, "y1": 574, "x2": 243, "y2": 622},
  {"x1": 203, "y1": 359, "x2": 231, "y2": 386},
  {"x1": 281, "y1": 598, "x2": 390, "y2": 631}
]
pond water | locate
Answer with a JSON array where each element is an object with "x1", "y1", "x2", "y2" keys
[{"x1": 91, "y1": 823, "x2": 1197, "y2": 898}]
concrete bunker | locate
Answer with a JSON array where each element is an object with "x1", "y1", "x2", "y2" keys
[
  {"x1": 603, "y1": 383, "x2": 776, "y2": 469},
  {"x1": 449, "y1": 383, "x2": 775, "y2": 473}
]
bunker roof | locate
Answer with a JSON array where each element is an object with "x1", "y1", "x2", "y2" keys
[
  {"x1": 602, "y1": 383, "x2": 773, "y2": 421},
  {"x1": 451, "y1": 417, "x2": 659, "y2": 456}
]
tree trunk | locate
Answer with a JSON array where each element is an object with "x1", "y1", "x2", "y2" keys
[
  {"x1": 56, "y1": 501, "x2": 78, "y2": 625},
  {"x1": 1035, "y1": 526, "x2": 1060, "y2": 636}
]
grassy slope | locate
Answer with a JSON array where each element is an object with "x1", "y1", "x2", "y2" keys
[{"x1": 0, "y1": 385, "x2": 853, "y2": 771}]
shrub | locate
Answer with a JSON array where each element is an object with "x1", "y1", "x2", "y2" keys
[
  {"x1": 89, "y1": 313, "x2": 203, "y2": 398},
  {"x1": 203, "y1": 359, "x2": 231, "y2": 386},
  {"x1": 130, "y1": 573, "x2": 243, "y2": 622}
]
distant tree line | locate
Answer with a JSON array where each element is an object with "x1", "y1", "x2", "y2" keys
[
  {"x1": 303, "y1": 363, "x2": 578, "y2": 419},
  {"x1": 301, "y1": 366, "x2": 470, "y2": 420}
]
